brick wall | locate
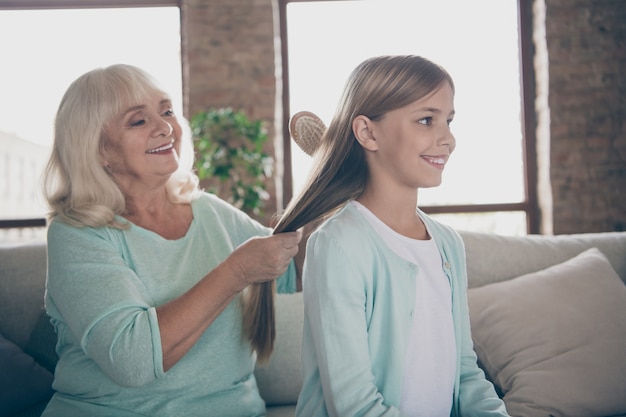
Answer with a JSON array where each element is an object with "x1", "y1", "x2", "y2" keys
[
  {"x1": 181, "y1": 0, "x2": 282, "y2": 225},
  {"x1": 545, "y1": 0, "x2": 626, "y2": 233},
  {"x1": 181, "y1": 0, "x2": 626, "y2": 234}
]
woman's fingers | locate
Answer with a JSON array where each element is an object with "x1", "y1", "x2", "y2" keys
[{"x1": 228, "y1": 231, "x2": 303, "y2": 289}]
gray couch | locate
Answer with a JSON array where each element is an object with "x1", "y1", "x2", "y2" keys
[{"x1": 2, "y1": 231, "x2": 626, "y2": 417}]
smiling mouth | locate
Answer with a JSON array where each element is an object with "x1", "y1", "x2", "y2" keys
[
  {"x1": 423, "y1": 156, "x2": 447, "y2": 165},
  {"x1": 146, "y1": 141, "x2": 174, "y2": 154}
]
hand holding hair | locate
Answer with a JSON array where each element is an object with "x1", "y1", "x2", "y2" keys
[{"x1": 226, "y1": 230, "x2": 302, "y2": 290}]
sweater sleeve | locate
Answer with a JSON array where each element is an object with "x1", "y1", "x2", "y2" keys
[
  {"x1": 46, "y1": 221, "x2": 164, "y2": 387},
  {"x1": 276, "y1": 262, "x2": 297, "y2": 294}
]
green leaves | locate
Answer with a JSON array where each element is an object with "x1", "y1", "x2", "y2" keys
[{"x1": 191, "y1": 108, "x2": 273, "y2": 217}]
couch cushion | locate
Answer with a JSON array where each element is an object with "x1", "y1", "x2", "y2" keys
[
  {"x1": 265, "y1": 405, "x2": 297, "y2": 417},
  {"x1": 0, "y1": 332, "x2": 54, "y2": 417},
  {"x1": 255, "y1": 292, "x2": 304, "y2": 406},
  {"x1": 0, "y1": 242, "x2": 48, "y2": 348},
  {"x1": 468, "y1": 247, "x2": 626, "y2": 417},
  {"x1": 460, "y1": 231, "x2": 626, "y2": 288}
]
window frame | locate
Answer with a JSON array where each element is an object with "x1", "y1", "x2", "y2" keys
[
  {"x1": 0, "y1": 0, "x2": 539, "y2": 234},
  {"x1": 278, "y1": 0, "x2": 539, "y2": 234},
  {"x1": 0, "y1": 0, "x2": 181, "y2": 230},
  {"x1": 0, "y1": 0, "x2": 178, "y2": 9}
]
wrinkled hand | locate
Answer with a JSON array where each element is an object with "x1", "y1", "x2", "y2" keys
[{"x1": 226, "y1": 230, "x2": 302, "y2": 291}]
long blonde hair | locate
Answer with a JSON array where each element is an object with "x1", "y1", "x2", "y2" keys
[
  {"x1": 274, "y1": 55, "x2": 455, "y2": 234},
  {"x1": 44, "y1": 64, "x2": 200, "y2": 228},
  {"x1": 242, "y1": 280, "x2": 276, "y2": 363}
]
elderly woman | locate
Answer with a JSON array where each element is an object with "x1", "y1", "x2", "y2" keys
[{"x1": 41, "y1": 64, "x2": 301, "y2": 417}]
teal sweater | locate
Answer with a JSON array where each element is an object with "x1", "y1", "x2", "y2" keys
[
  {"x1": 42, "y1": 192, "x2": 296, "y2": 417},
  {"x1": 296, "y1": 204, "x2": 508, "y2": 417}
]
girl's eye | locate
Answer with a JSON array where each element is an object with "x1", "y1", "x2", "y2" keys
[
  {"x1": 418, "y1": 117, "x2": 432, "y2": 126},
  {"x1": 163, "y1": 109, "x2": 175, "y2": 117},
  {"x1": 447, "y1": 118, "x2": 454, "y2": 126},
  {"x1": 130, "y1": 118, "x2": 146, "y2": 127}
]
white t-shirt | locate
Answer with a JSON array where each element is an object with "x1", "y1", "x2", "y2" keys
[{"x1": 352, "y1": 201, "x2": 456, "y2": 417}]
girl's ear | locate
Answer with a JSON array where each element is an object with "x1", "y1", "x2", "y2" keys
[{"x1": 352, "y1": 115, "x2": 378, "y2": 151}]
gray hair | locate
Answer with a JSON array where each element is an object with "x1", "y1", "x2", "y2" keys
[{"x1": 44, "y1": 64, "x2": 200, "y2": 228}]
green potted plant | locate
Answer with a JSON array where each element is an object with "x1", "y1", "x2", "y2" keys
[{"x1": 191, "y1": 107, "x2": 274, "y2": 218}]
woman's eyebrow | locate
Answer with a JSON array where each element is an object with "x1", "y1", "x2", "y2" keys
[
  {"x1": 122, "y1": 98, "x2": 171, "y2": 117},
  {"x1": 121, "y1": 104, "x2": 146, "y2": 117}
]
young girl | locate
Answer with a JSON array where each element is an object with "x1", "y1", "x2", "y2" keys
[{"x1": 274, "y1": 55, "x2": 508, "y2": 417}]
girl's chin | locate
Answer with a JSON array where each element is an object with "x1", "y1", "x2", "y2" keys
[{"x1": 417, "y1": 179, "x2": 444, "y2": 189}]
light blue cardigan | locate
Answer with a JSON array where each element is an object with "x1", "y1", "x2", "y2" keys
[{"x1": 296, "y1": 203, "x2": 508, "y2": 417}]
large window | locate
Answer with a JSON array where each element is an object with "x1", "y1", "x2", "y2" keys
[
  {"x1": 0, "y1": 2, "x2": 182, "y2": 243},
  {"x1": 280, "y1": 0, "x2": 537, "y2": 235}
]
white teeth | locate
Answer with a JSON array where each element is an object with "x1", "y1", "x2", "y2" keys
[
  {"x1": 146, "y1": 142, "x2": 174, "y2": 154},
  {"x1": 425, "y1": 157, "x2": 445, "y2": 164}
]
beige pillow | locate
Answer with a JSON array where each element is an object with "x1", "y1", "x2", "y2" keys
[{"x1": 468, "y1": 247, "x2": 626, "y2": 417}]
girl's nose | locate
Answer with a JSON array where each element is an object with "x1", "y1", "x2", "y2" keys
[{"x1": 438, "y1": 128, "x2": 456, "y2": 153}]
